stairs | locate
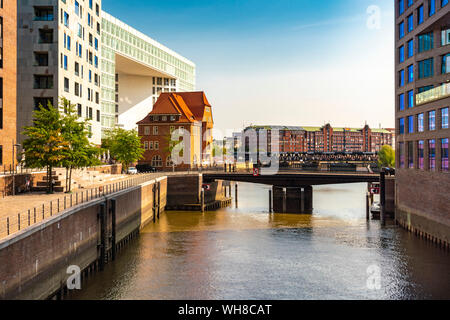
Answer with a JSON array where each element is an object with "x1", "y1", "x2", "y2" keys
[{"x1": 32, "y1": 172, "x2": 65, "y2": 193}]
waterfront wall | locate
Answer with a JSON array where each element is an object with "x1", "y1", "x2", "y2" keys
[
  {"x1": 0, "y1": 177, "x2": 167, "y2": 300},
  {"x1": 395, "y1": 170, "x2": 450, "y2": 248}
]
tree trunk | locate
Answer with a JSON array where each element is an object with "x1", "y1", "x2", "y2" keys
[
  {"x1": 65, "y1": 167, "x2": 69, "y2": 192},
  {"x1": 68, "y1": 166, "x2": 73, "y2": 192}
]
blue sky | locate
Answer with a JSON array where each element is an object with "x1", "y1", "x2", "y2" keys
[{"x1": 103, "y1": 0, "x2": 395, "y2": 134}]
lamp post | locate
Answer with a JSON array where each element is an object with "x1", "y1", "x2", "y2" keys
[{"x1": 12, "y1": 142, "x2": 21, "y2": 196}]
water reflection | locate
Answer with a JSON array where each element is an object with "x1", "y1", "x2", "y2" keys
[{"x1": 69, "y1": 183, "x2": 450, "y2": 300}]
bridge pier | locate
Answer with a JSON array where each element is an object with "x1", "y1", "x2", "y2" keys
[{"x1": 272, "y1": 186, "x2": 313, "y2": 214}]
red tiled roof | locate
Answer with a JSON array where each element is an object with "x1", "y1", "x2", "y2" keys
[{"x1": 137, "y1": 92, "x2": 212, "y2": 125}]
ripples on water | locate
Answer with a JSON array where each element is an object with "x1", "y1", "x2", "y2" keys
[{"x1": 70, "y1": 183, "x2": 450, "y2": 300}]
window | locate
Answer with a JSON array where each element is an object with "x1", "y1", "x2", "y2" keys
[
  {"x1": 75, "y1": 82, "x2": 80, "y2": 96},
  {"x1": 154, "y1": 141, "x2": 159, "y2": 150},
  {"x1": 96, "y1": 110, "x2": 100, "y2": 122},
  {"x1": 34, "y1": 97, "x2": 53, "y2": 110},
  {"x1": 75, "y1": 62, "x2": 79, "y2": 76},
  {"x1": 408, "y1": 90, "x2": 414, "y2": 108},
  {"x1": 64, "y1": 12, "x2": 69, "y2": 27},
  {"x1": 149, "y1": 141, "x2": 154, "y2": 150},
  {"x1": 419, "y1": 85, "x2": 433, "y2": 93},
  {"x1": 75, "y1": 1, "x2": 80, "y2": 16},
  {"x1": 399, "y1": 46, "x2": 405, "y2": 63},
  {"x1": 443, "y1": 0, "x2": 449, "y2": 7},
  {"x1": 418, "y1": 58, "x2": 434, "y2": 79},
  {"x1": 418, "y1": 113, "x2": 424, "y2": 132},
  {"x1": 399, "y1": 93, "x2": 405, "y2": 111},
  {"x1": 34, "y1": 6, "x2": 54, "y2": 21},
  {"x1": 429, "y1": 0, "x2": 435, "y2": 16},
  {"x1": 408, "y1": 0, "x2": 414, "y2": 7},
  {"x1": 144, "y1": 126, "x2": 150, "y2": 135},
  {"x1": 407, "y1": 14, "x2": 413, "y2": 32},
  {"x1": 417, "y1": 5, "x2": 424, "y2": 25},
  {"x1": 399, "y1": 0, "x2": 404, "y2": 15},
  {"x1": 399, "y1": 118, "x2": 405, "y2": 134},
  {"x1": 166, "y1": 156, "x2": 174, "y2": 167},
  {"x1": 77, "y1": 104, "x2": 82, "y2": 117},
  {"x1": 442, "y1": 28, "x2": 450, "y2": 46},
  {"x1": 429, "y1": 140, "x2": 436, "y2": 170},
  {"x1": 39, "y1": 29, "x2": 53, "y2": 43},
  {"x1": 442, "y1": 54, "x2": 450, "y2": 74},
  {"x1": 151, "y1": 155, "x2": 162, "y2": 167},
  {"x1": 399, "y1": 142, "x2": 405, "y2": 168},
  {"x1": 34, "y1": 52, "x2": 48, "y2": 66},
  {"x1": 418, "y1": 141, "x2": 424, "y2": 169},
  {"x1": 144, "y1": 141, "x2": 149, "y2": 150},
  {"x1": 399, "y1": 69, "x2": 405, "y2": 87},
  {"x1": 407, "y1": 39, "x2": 414, "y2": 58},
  {"x1": 399, "y1": 22, "x2": 405, "y2": 39},
  {"x1": 153, "y1": 126, "x2": 158, "y2": 135},
  {"x1": 442, "y1": 107, "x2": 449, "y2": 129},
  {"x1": 442, "y1": 138, "x2": 449, "y2": 171},
  {"x1": 407, "y1": 64, "x2": 414, "y2": 82},
  {"x1": 64, "y1": 77, "x2": 69, "y2": 92},
  {"x1": 34, "y1": 75, "x2": 53, "y2": 89},
  {"x1": 63, "y1": 55, "x2": 68, "y2": 70},
  {"x1": 408, "y1": 115, "x2": 414, "y2": 133},
  {"x1": 408, "y1": 141, "x2": 414, "y2": 168},
  {"x1": 418, "y1": 33, "x2": 433, "y2": 52},
  {"x1": 429, "y1": 110, "x2": 436, "y2": 130}
]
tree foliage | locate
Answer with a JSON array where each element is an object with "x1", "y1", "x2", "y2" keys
[
  {"x1": 378, "y1": 145, "x2": 395, "y2": 168},
  {"x1": 22, "y1": 102, "x2": 70, "y2": 193},
  {"x1": 102, "y1": 128, "x2": 144, "y2": 172}
]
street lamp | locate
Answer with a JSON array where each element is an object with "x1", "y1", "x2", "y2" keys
[{"x1": 12, "y1": 142, "x2": 21, "y2": 196}]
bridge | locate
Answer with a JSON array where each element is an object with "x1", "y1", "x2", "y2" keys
[{"x1": 203, "y1": 171, "x2": 380, "y2": 214}]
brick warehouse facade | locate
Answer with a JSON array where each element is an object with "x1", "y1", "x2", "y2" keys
[
  {"x1": 395, "y1": 0, "x2": 450, "y2": 246},
  {"x1": 137, "y1": 92, "x2": 213, "y2": 170},
  {"x1": 244, "y1": 124, "x2": 393, "y2": 155},
  {"x1": 0, "y1": 0, "x2": 17, "y2": 170}
]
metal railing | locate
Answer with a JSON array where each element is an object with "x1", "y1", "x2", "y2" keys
[
  {"x1": 0, "y1": 173, "x2": 162, "y2": 240},
  {"x1": 416, "y1": 82, "x2": 450, "y2": 106}
]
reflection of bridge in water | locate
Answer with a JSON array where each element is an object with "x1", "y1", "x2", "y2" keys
[{"x1": 203, "y1": 172, "x2": 380, "y2": 214}]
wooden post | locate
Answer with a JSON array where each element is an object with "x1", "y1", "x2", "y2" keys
[
  {"x1": 157, "y1": 182, "x2": 161, "y2": 219},
  {"x1": 282, "y1": 188, "x2": 287, "y2": 213},
  {"x1": 366, "y1": 192, "x2": 370, "y2": 221},
  {"x1": 152, "y1": 184, "x2": 156, "y2": 222},
  {"x1": 110, "y1": 199, "x2": 117, "y2": 261},
  {"x1": 380, "y1": 170, "x2": 386, "y2": 226},
  {"x1": 99, "y1": 203, "x2": 107, "y2": 271},
  {"x1": 269, "y1": 189, "x2": 272, "y2": 213},
  {"x1": 235, "y1": 183, "x2": 238, "y2": 208},
  {"x1": 201, "y1": 189, "x2": 205, "y2": 212}
]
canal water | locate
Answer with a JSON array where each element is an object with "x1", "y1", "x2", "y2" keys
[{"x1": 70, "y1": 182, "x2": 450, "y2": 300}]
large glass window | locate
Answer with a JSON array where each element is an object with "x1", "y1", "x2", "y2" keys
[
  {"x1": 399, "y1": 142, "x2": 405, "y2": 168},
  {"x1": 399, "y1": 118, "x2": 405, "y2": 134},
  {"x1": 408, "y1": 115, "x2": 414, "y2": 133},
  {"x1": 399, "y1": 0, "x2": 405, "y2": 15},
  {"x1": 407, "y1": 64, "x2": 414, "y2": 82},
  {"x1": 418, "y1": 58, "x2": 434, "y2": 79},
  {"x1": 442, "y1": 54, "x2": 450, "y2": 74},
  {"x1": 408, "y1": 141, "x2": 414, "y2": 168},
  {"x1": 441, "y1": 28, "x2": 450, "y2": 46},
  {"x1": 34, "y1": 7, "x2": 54, "y2": 21},
  {"x1": 429, "y1": 140, "x2": 436, "y2": 170},
  {"x1": 418, "y1": 33, "x2": 434, "y2": 52},
  {"x1": 399, "y1": 46, "x2": 405, "y2": 63},
  {"x1": 443, "y1": 0, "x2": 449, "y2": 7},
  {"x1": 429, "y1": 0, "x2": 436, "y2": 16},
  {"x1": 399, "y1": 93, "x2": 405, "y2": 111},
  {"x1": 429, "y1": 110, "x2": 436, "y2": 130},
  {"x1": 418, "y1": 5, "x2": 424, "y2": 25},
  {"x1": 407, "y1": 39, "x2": 414, "y2": 57},
  {"x1": 399, "y1": 69, "x2": 405, "y2": 86},
  {"x1": 442, "y1": 138, "x2": 449, "y2": 171},
  {"x1": 399, "y1": 22, "x2": 405, "y2": 39},
  {"x1": 408, "y1": 90, "x2": 414, "y2": 108},
  {"x1": 442, "y1": 107, "x2": 449, "y2": 129},
  {"x1": 418, "y1": 113, "x2": 424, "y2": 132},
  {"x1": 418, "y1": 141, "x2": 424, "y2": 169},
  {"x1": 407, "y1": 14, "x2": 414, "y2": 32}
]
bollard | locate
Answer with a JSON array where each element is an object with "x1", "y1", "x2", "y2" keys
[
  {"x1": 18, "y1": 214, "x2": 20, "y2": 231},
  {"x1": 42, "y1": 204, "x2": 45, "y2": 219},
  {"x1": 64, "y1": 196, "x2": 67, "y2": 210},
  {"x1": 7, "y1": 217, "x2": 10, "y2": 235},
  {"x1": 50, "y1": 201, "x2": 53, "y2": 216},
  {"x1": 28, "y1": 210, "x2": 31, "y2": 226},
  {"x1": 380, "y1": 170, "x2": 386, "y2": 226},
  {"x1": 282, "y1": 188, "x2": 287, "y2": 213},
  {"x1": 33, "y1": 208, "x2": 35, "y2": 223},
  {"x1": 70, "y1": 194, "x2": 73, "y2": 207}
]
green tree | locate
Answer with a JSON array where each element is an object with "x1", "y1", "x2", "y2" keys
[
  {"x1": 103, "y1": 128, "x2": 144, "y2": 173},
  {"x1": 60, "y1": 98, "x2": 101, "y2": 192},
  {"x1": 163, "y1": 131, "x2": 184, "y2": 171},
  {"x1": 22, "y1": 102, "x2": 70, "y2": 193},
  {"x1": 378, "y1": 145, "x2": 395, "y2": 168}
]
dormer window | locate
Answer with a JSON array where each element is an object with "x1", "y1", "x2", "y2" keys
[{"x1": 162, "y1": 116, "x2": 167, "y2": 121}]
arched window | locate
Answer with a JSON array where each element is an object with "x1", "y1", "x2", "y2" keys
[
  {"x1": 151, "y1": 155, "x2": 162, "y2": 167},
  {"x1": 166, "y1": 155, "x2": 174, "y2": 167}
]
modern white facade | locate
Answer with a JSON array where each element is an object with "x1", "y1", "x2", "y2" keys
[{"x1": 101, "y1": 12, "x2": 196, "y2": 134}]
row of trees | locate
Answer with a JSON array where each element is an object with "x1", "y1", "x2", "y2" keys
[{"x1": 22, "y1": 98, "x2": 144, "y2": 193}]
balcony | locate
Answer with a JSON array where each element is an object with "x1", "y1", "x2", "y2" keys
[{"x1": 416, "y1": 82, "x2": 450, "y2": 106}]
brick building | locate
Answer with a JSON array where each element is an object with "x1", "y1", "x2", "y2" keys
[
  {"x1": 395, "y1": 1, "x2": 450, "y2": 244},
  {"x1": 137, "y1": 92, "x2": 213, "y2": 170},
  {"x1": 243, "y1": 124, "x2": 393, "y2": 156},
  {"x1": 0, "y1": 0, "x2": 17, "y2": 169}
]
